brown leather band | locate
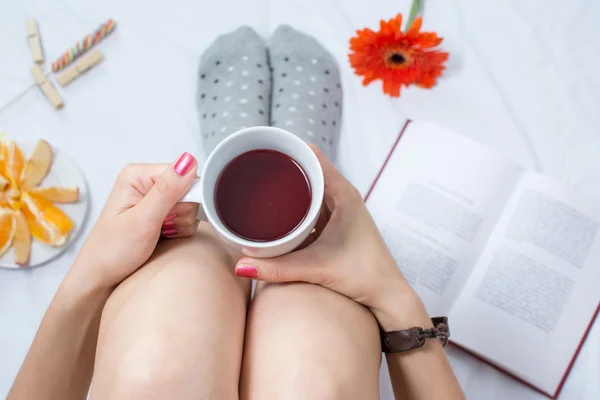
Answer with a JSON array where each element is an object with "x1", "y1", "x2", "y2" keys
[{"x1": 380, "y1": 317, "x2": 449, "y2": 353}]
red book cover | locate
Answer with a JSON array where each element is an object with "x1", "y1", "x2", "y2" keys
[{"x1": 364, "y1": 120, "x2": 600, "y2": 399}]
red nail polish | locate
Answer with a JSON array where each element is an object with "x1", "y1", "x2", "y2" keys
[
  {"x1": 162, "y1": 220, "x2": 176, "y2": 228},
  {"x1": 174, "y1": 152, "x2": 195, "y2": 176},
  {"x1": 164, "y1": 213, "x2": 179, "y2": 223},
  {"x1": 162, "y1": 227, "x2": 178, "y2": 236},
  {"x1": 236, "y1": 265, "x2": 258, "y2": 279}
]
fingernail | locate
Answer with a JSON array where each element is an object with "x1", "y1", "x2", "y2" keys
[
  {"x1": 236, "y1": 265, "x2": 258, "y2": 279},
  {"x1": 162, "y1": 227, "x2": 178, "y2": 236},
  {"x1": 164, "y1": 213, "x2": 179, "y2": 223},
  {"x1": 162, "y1": 220, "x2": 176, "y2": 228},
  {"x1": 174, "y1": 152, "x2": 195, "y2": 176}
]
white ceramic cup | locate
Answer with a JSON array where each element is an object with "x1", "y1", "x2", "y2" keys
[{"x1": 181, "y1": 126, "x2": 324, "y2": 258}]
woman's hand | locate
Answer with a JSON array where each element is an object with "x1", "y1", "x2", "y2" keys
[
  {"x1": 233, "y1": 148, "x2": 464, "y2": 400},
  {"x1": 69, "y1": 153, "x2": 199, "y2": 291},
  {"x1": 234, "y1": 147, "x2": 428, "y2": 330}
]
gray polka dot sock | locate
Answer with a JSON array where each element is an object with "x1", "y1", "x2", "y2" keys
[
  {"x1": 197, "y1": 27, "x2": 271, "y2": 154},
  {"x1": 269, "y1": 25, "x2": 343, "y2": 159}
]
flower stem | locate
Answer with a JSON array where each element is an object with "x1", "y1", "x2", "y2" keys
[{"x1": 406, "y1": 0, "x2": 422, "y2": 30}]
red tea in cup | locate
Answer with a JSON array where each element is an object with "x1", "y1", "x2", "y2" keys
[{"x1": 215, "y1": 149, "x2": 312, "y2": 242}]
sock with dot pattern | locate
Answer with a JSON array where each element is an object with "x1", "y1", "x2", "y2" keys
[
  {"x1": 197, "y1": 26, "x2": 271, "y2": 154},
  {"x1": 269, "y1": 25, "x2": 343, "y2": 159}
]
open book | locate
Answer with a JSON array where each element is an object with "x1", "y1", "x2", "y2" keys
[{"x1": 366, "y1": 121, "x2": 600, "y2": 398}]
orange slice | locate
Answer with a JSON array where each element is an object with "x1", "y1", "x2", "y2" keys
[
  {"x1": 8, "y1": 198, "x2": 20, "y2": 211},
  {"x1": 0, "y1": 140, "x2": 6, "y2": 178},
  {"x1": 0, "y1": 193, "x2": 20, "y2": 212},
  {"x1": 13, "y1": 211, "x2": 31, "y2": 265},
  {"x1": 2, "y1": 139, "x2": 25, "y2": 188},
  {"x1": 0, "y1": 210, "x2": 16, "y2": 257},
  {"x1": 0, "y1": 192, "x2": 9, "y2": 208},
  {"x1": 21, "y1": 192, "x2": 73, "y2": 247},
  {"x1": 27, "y1": 187, "x2": 79, "y2": 204},
  {"x1": 0, "y1": 174, "x2": 9, "y2": 191},
  {"x1": 21, "y1": 140, "x2": 53, "y2": 188}
]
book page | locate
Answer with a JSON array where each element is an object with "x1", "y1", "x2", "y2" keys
[
  {"x1": 366, "y1": 121, "x2": 522, "y2": 316},
  {"x1": 450, "y1": 172, "x2": 600, "y2": 395}
]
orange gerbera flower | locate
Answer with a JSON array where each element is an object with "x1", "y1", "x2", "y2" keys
[{"x1": 349, "y1": 14, "x2": 449, "y2": 97}]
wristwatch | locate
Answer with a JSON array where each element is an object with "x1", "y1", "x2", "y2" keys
[{"x1": 380, "y1": 317, "x2": 449, "y2": 353}]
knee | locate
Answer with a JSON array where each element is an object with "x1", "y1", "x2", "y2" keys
[
  {"x1": 95, "y1": 297, "x2": 194, "y2": 398},
  {"x1": 99, "y1": 337, "x2": 189, "y2": 398},
  {"x1": 275, "y1": 366, "x2": 350, "y2": 400}
]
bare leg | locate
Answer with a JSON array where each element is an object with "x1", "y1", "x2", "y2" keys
[
  {"x1": 89, "y1": 223, "x2": 251, "y2": 399},
  {"x1": 240, "y1": 282, "x2": 382, "y2": 399}
]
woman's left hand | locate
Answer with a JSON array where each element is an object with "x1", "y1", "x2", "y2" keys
[{"x1": 68, "y1": 152, "x2": 199, "y2": 291}]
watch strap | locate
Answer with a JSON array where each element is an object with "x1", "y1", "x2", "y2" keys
[{"x1": 380, "y1": 317, "x2": 449, "y2": 353}]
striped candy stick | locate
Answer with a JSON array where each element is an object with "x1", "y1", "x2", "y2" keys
[
  {"x1": 0, "y1": 19, "x2": 116, "y2": 113},
  {"x1": 51, "y1": 19, "x2": 115, "y2": 72}
]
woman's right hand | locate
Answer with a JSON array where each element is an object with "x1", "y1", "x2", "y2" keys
[{"x1": 235, "y1": 146, "x2": 430, "y2": 330}]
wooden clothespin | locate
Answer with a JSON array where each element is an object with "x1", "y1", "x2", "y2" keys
[
  {"x1": 56, "y1": 50, "x2": 104, "y2": 87},
  {"x1": 30, "y1": 65, "x2": 64, "y2": 109},
  {"x1": 26, "y1": 19, "x2": 44, "y2": 64}
]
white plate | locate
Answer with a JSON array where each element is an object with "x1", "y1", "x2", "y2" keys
[{"x1": 0, "y1": 142, "x2": 89, "y2": 269}]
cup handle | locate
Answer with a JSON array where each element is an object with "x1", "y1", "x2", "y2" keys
[{"x1": 179, "y1": 178, "x2": 207, "y2": 221}]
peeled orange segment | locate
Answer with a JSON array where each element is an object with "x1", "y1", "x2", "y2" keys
[
  {"x1": 1, "y1": 139, "x2": 26, "y2": 188},
  {"x1": 21, "y1": 140, "x2": 53, "y2": 188},
  {"x1": 8, "y1": 198, "x2": 20, "y2": 211},
  {"x1": 21, "y1": 192, "x2": 73, "y2": 247},
  {"x1": 0, "y1": 192, "x2": 9, "y2": 208},
  {"x1": 27, "y1": 187, "x2": 79, "y2": 204},
  {"x1": 13, "y1": 212, "x2": 31, "y2": 265},
  {"x1": 1, "y1": 191, "x2": 19, "y2": 211},
  {"x1": 0, "y1": 210, "x2": 16, "y2": 258},
  {"x1": 0, "y1": 140, "x2": 6, "y2": 178},
  {"x1": 7, "y1": 187, "x2": 20, "y2": 199},
  {"x1": 0, "y1": 174, "x2": 9, "y2": 191}
]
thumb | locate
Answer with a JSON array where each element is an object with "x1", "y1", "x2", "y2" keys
[
  {"x1": 235, "y1": 250, "x2": 324, "y2": 284},
  {"x1": 136, "y1": 152, "x2": 198, "y2": 225}
]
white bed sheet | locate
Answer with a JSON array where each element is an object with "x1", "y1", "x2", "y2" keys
[{"x1": 0, "y1": 0, "x2": 598, "y2": 398}]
